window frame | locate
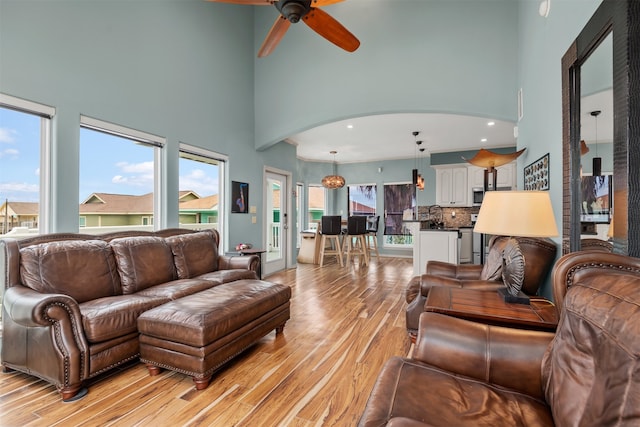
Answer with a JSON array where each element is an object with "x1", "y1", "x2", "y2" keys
[
  {"x1": 178, "y1": 142, "x2": 227, "y2": 246},
  {"x1": 0, "y1": 93, "x2": 54, "y2": 235},
  {"x1": 79, "y1": 115, "x2": 165, "y2": 231}
]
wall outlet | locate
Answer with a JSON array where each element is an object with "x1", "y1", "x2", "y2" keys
[
  {"x1": 251, "y1": 216, "x2": 257, "y2": 224},
  {"x1": 451, "y1": 211, "x2": 456, "y2": 218},
  {"x1": 249, "y1": 205, "x2": 257, "y2": 214}
]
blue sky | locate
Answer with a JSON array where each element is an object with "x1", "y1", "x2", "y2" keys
[{"x1": 0, "y1": 106, "x2": 219, "y2": 204}]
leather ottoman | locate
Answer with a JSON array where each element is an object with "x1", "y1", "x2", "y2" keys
[{"x1": 137, "y1": 279, "x2": 291, "y2": 390}]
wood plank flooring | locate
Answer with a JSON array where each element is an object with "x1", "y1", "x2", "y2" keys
[{"x1": 0, "y1": 256, "x2": 414, "y2": 427}]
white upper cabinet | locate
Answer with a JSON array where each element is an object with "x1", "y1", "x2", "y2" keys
[
  {"x1": 468, "y1": 162, "x2": 517, "y2": 190},
  {"x1": 435, "y1": 166, "x2": 468, "y2": 206}
]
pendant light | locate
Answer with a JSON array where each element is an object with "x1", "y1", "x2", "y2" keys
[
  {"x1": 417, "y1": 147, "x2": 425, "y2": 190},
  {"x1": 411, "y1": 131, "x2": 420, "y2": 185},
  {"x1": 591, "y1": 110, "x2": 602, "y2": 176},
  {"x1": 322, "y1": 150, "x2": 345, "y2": 189}
]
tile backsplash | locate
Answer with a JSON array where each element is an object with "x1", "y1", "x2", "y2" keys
[{"x1": 417, "y1": 206, "x2": 480, "y2": 228}]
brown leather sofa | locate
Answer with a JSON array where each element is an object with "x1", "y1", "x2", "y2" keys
[
  {"x1": 1, "y1": 228, "x2": 263, "y2": 401},
  {"x1": 359, "y1": 251, "x2": 640, "y2": 426},
  {"x1": 405, "y1": 236, "x2": 557, "y2": 337}
]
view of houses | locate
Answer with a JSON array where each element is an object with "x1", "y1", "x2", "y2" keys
[{"x1": 0, "y1": 190, "x2": 218, "y2": 235}]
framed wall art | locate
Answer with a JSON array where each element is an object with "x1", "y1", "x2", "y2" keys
[
  {"x1": 231, "y1": 181, "x2": 249, "y2": 213},
  {"x1": 523, "y1": 153, "x2": 549, "y2": 191}
]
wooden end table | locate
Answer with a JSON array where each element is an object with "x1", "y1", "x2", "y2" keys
[
  {"x1": 226, "y1": 248, "x2": 266, "y2": 279},
  {"x1": 424, "y1": 286, "x2": 558, "y2": 332},
  {"x1": 238, "y1": 248, "x2": 266, "y2": 279}
]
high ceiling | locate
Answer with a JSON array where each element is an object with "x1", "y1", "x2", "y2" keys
[{"x1": 286, "y1": 113, "x2": 518, "y2": 164}]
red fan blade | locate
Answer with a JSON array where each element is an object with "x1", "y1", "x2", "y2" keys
[
  {"x1": 258, "y1": 15, "x2": 291, "y2": 57},
  {"x1": 312, "y1": 0, "x2": 345, "y2": 6},
  {"x1": 302, "y1": 7, "x2": 359, "y2": 52},
  {"x1": 206, "y1": 0, "x2": 273, "y2": 5}
]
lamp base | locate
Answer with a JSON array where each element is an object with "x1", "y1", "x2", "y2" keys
[{"x1": 498, "y1": 287, "x2": 530, "y2": 305}]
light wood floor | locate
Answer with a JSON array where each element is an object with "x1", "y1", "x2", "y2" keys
[{"x1": 0, "y1": 256, "x2": 413, "y2": 427}]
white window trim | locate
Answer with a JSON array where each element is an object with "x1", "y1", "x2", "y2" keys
[
  {"x1": 80, "y1": 115, "x2": 165, "y2": 230},
  {"x1": 1, "y1": 93, "x2": 54, "y2": 234},
  {"x1": 179, "y1": 143, "x2": 228, "y2": 248}
]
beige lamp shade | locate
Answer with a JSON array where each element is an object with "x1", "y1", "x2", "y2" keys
[{"x1": 474, "y1": 191, "x2": 559, "y2": 238}]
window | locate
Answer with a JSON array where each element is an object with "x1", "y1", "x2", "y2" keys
[
  {"x1": 307, "y1": 185, "x2": 326, "y2": 230},
  {"x1": 0, "y1": 94, "x2": 53, "y2": 236},
  {"x1": 79, "y1": 116, "x2": 164, "y2": 232},
  {"x1": 347, "y1": 184, "x2": 377, "y2": 216},
  {"x1": 383, "y1": 183, "x2": 415, "y2": 247},
  {"x1": 79, "y1": 216, "x2": 86, "y2": 227},
  {"x1": 178, "y1": 145, "x2": 225, "y2": 235}
]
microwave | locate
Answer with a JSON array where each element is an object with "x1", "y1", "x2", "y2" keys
[{"x1": 472, "y1": 187, "x2": 484, "y2": 206}]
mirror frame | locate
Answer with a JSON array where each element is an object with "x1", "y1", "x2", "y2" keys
[{"x1": 562, "y1": 0, "x2": 640, "y2": 257}]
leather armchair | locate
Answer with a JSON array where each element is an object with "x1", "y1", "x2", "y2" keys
[
  {"x1": 405, "y1": 236, "x2": 557, "y2": 336},
  {"x1": 360, "y1": 251, "x2": 640, "y2": 426}
]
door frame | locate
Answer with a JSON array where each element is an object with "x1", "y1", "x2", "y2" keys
[{"x1": 263, "y1": 167, "x2": 292, "y2": 276}]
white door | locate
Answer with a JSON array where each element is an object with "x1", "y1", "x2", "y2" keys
[{"x1": 264, "y1": 170, "x2": 289, "y2": 275}]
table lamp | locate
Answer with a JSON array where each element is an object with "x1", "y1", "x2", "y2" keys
[{"x1": 473, "y1": 190, "x2": 558, "y2": 304}]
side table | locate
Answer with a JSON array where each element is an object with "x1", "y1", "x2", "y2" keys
[
  {"x1": 423, "y1": 286, "x2": 558, "y2": 335},
  {"x1": 228, "y1": 248, "x2": 266, "y2": 279}
]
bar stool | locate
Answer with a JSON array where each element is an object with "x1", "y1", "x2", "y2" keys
[
  {"x1": 343, "y1": 215, "x2": 369, "y2": 266},
  {"x1": 365, "y1": 215, "x2": 380, "y2": 259},
  {"x1": 319, "y1": 215, "x2": 344, "y2": 267}
]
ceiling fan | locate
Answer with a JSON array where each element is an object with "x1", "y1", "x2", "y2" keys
[{"x1": 206, "y1": 0, "x2": 360, "y2": 57}]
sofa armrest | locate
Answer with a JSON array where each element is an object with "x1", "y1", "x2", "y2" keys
[
  {"x1": 218, "y1": 254, "x2": 260, "y2": 273},
  {"x1": 2, "y1": 285, "x2": 90, "y2": 385},
  {"x1": 413, "y1": 312, "x2": 553, "y2": 399},
  {"x1": 419, "y1": 275, "x2": 503, "y2": 296},
  {"x1": 426, "y1": 260, "x2": 483, "y2": 279}
]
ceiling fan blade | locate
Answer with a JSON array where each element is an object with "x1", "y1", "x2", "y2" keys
[
  {"x1": 302, "y1": 7, "x2": 359, "y2": 53},
  {"x1": 312, "y1": 0, "x2": 345, "y2": 6},
  {"x1": 206, "y1": 0, "x2": 273, "y2": 5},
  {"x1": 258, "y1": 16, "x2": 291, "y2": 57}
]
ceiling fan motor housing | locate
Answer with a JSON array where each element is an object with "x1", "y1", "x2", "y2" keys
[{"x1": 276, "y1": 0, "x2": 312, "y2": 23}]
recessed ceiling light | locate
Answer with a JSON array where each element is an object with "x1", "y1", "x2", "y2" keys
[
  {"x1": 487, "y1": 121, "x2": 495, "y2": 126},
  {"x1": 481, "y1": 138, "x2": 488, "y2": 142},
  {"x1": 347, "y1": 124, "x2": 354, "y2": 129}
]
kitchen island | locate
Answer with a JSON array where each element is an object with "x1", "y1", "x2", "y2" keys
[{"x1": 405, "y1": 221, "x2": 459, "y2": 276}]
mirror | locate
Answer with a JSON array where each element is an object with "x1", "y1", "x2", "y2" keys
[
  {"x1": 579, "y1": 34, "x2": 613, "y2": 243},
  {"x1": 562, "y1": 0, "x2": 640, "y2": 257}
]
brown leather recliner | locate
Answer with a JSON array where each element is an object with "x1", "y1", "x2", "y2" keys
[
  {"x1": 359, "y1": 251, "x2": 640, "y2": 426},
  {"x1": 405, "y1": 236, "x2": 557, "y2": 337}
]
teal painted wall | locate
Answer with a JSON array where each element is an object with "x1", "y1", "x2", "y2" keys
[
  {"x1": 0, "y1": 0, "x2": 261, "y2": 246},
  {"x1": 254, "y1": 0, "x2": 520, "y2": 150},
  {"x1": 1, "y1": 0, "x2": 610, "y2": 278},
  {"x1": 516, "y1": 0, "x2": 601, "y2": 297}
]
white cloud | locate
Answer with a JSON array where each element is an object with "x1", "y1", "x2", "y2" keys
[
  {"x1": 35, "y1": 168, "x2": 40, "y2": 176},
  {"x1": 0, "y1": 148, "x2": 19, "y2": 159},
  {"x1": 116, "y1": 161, "x2": 154, "y2": 174},
  {"x1": 0, "y1": 127, "x2": 16, "y2": 144},
  {"x1": 0, "y1": 182, "x2": 39, "y2": 193},
  {"x1": 179, "y1": 169, "x2": 218, "y2": 196}
]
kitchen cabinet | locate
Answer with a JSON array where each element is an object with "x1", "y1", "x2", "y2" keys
[
  {"x1": 435, "y1": 166, "x2": 468, "y2": 206},
  {"x1": 468, "y1": 163, "x2": 517, "y2": 190},
  {"x1": 412, "y1": 229, "x2": 459, "y2": 276}
]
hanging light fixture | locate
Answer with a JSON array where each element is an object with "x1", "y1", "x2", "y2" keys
[
  {"x1": 411, "y1": 131, "x2": 420, "y2": 185},
  {"x1": 322, "y1": 150, "x2": 345, "y2": 189},
  {"x1": 417, "y1": 147, "x2": 425, "y2": 190},
  {"x1": 591, "y1": 110, "x2": 602, "y2": 176}
]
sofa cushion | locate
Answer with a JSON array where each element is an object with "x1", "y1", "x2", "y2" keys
[
  {"x1": 110, "y1": 236, "x2": 176, "y2": 294},
  {"x1": 136, "y1": 278, "x2": 217, "y2": 300},
  {"x1": 19, "y1": 240, "x2": 121, "y2": 303},
  {"x1": 542, "y1": 271, "x2": 640, "y2": 426},
  {"x1": 195, "y1": 269, "x2": 258, "y2": 284},
  {"x1": 79, "y1": 294, "x2": 168, "y2": 343},
  {"x1": 165, "y1": 230, "x2": 219, "y2": 279},
  {"x1": 360, "y1": 357, "x2": 553, "y2": 426}
]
